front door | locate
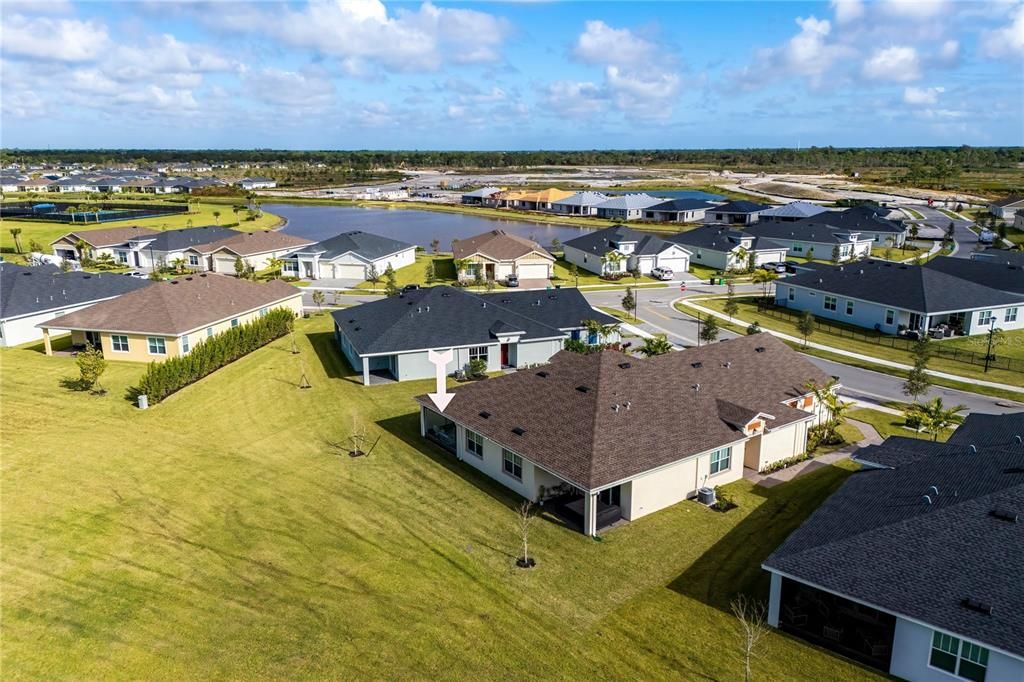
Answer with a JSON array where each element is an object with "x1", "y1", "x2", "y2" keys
[
  {"x1": 485, "y1": 263, "x2": 495, "y2": 280},
  {"x1": 85, "y1": 331, "x2": 101, "y2": 348},
  {"x1": 500, "y1": 343, "x2": 509, "y2": 367}
]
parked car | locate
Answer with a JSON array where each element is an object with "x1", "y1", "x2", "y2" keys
[
  {"x1": 760, "y1": 262, "x2": 787, "y2": 273},
  {"x1": 123, "y1": 271, "x2": 147, "y2": 279},
  {"x1": 402, "y1": 284, "x2": 420, "y2": 292},
  {"x1": 784, "y1": 261, "x2": 800, "y2": 273},
  {"x1": 650, "y1": 267, "x2": 674, "y2": 281},
  {"x1": 505, "y1": 274, "x2": 519, "y2": 288},
  {"x1": 978, "y1": 229, "x2": 996, "y2": 245}
]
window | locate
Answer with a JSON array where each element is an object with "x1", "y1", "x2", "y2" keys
[
  {"x1": 846, "y1": 300, "x2": 855, "y2": 316},
  {"x1": 885, "y1": 309, "x2": 896, "y2": 325},
  {"x1": 469, "y1": 346, "x2": 488, "y2": 361},
  {"x1": 111, "y1": 335, "x2": 129, "y2": 352},
  {"x1": 1006, "y1": 307, "x2": 1018, "y2": 322},
  {"x1": 206, "y1": 326, "x2": 214, "y2": 338},
  {"x1": 978, "y1": 310, "x2": 995, "y2": 326},
  {"x1": 465, "y1": 430, "x2": 484, "y2": 458},
  {"x1": 587, "y1": 331, "x2": 598, "y2": 344},
  {"x1": 709, "y1": 446, "x2": 732, "y2": 475},
  {"x1": 187, "y1": 254, "x2": 199, "y2": 267},
  {"x1": 502, "y1": 449, "x2": 522, "y2": 480},
  {"x1": 930, "y1": 631, "x2": 989, "y2": 681},
  {"x1": 792, "y1": 243, "x2": 803, "y2": 253},
  {"x1": 231, "y1": 318, "x2": 239, "y2": 328},
  {"x1": 823, "y1": 295, "x2": 837, "y2": 312},
  {"x1": 788, "y1": 287, "x2": 795, "y2": 301},
  {"x1": 181, "y1": 335, "x2": 190, "y2": 354},
  {"x1": 147, "y1": 337, "x2": 166, "y2": 354},
  {"x1": 283, "y1": 261, "x2": 298, "y2": 273},
  {"x1": 115, "y1": 250, "x2": 129, "y2": 264}
]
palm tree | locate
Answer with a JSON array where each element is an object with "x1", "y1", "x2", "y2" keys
[
  {"x1": 582, "y1": 319, "x2": 617, "y2": 345},
  {"x1": 805, "y1": 379, "x2": 849, "y2": 441},
  {"x1": 74, "y1": 238, "x2": 90, "y2": 262},
  {"x1": 750, "y1": 268, "x2": 778, "y2": 302},
  {"x1": 232, "y1": 207, "x2": 240, "y2": 224},
  {"x1": 600, "y1": 251, "x2": 625, "y2": 276},
  {"x1": 909, "y1": 397, "x2": 966, "y2": 441},
  {"x1": 8, "y1": 228, "x2": 23, "y2": 254},
  {"x1": 212, "y1": 210, "x2": 221, "y2": 225},
  {"x1": 268, "y1": 257, "x2": 284, "y2": 279},
  {"x1": 732, "y1": 246, "x2": 748, "y2": 272},
  {"x1": 638, "y1": 335, "x2": 673, "y2": 357}
]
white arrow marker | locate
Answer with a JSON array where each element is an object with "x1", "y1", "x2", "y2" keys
[{"x1": 427, "y1": 349, "x2": 454, "y2": 412}]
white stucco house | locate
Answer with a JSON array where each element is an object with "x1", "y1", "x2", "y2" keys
[
  {"x1": 237, "y1": 177, "x2": 277, "y2": 190},
  {"x1": 281, "y1": 230, "x2": 416, "y2": 281},
  {"x1": 745, "y1": 222, "x2": 873, "y2": 262},
  {"x1": 563, "y1": 225, "x2": 691, "y2": 276},
  {"x1": 451, "y1": 230, "x2": 554, "y2": 283},
  {"x1": 666, "y1": 226, "x2": 789, "y2": 272},
  {"x1": 988, "y1": 195, "x2": 1024, "y2": 221},
  {"x1": 594, "y1": 194, "x2": 664, "y2": 221}
]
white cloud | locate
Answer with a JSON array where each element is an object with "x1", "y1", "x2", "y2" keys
[
  {"x1": 862, "y1": 46, "x2": 921, "y2": 81},
  {"x1": 878, "y1": 0, "x2": 949, "y2": 19},
  {"x1": 981, "y1": 3, "x2": 1024, "y2": 58},
  {"x1": 831, "y1": 0, "x2": 865, "y2": 25},
  {"x1": 938, "y1": 39, "x2": 960, "y2": 62},
  {"x1": 903, "y1": 85, "x2": 944, "y2": 105},
  {"x1": 0, "y1": 14, "x2": 109, "y2": 61},
  {"x1": 732, "y1": 15, "x2": 853, "y2": 88},
  {"x1": 242, "y1": 67, "x2": 336, "y2": 111},
  {"x1": 573, "y1": 20, "x2": 656, "y2": 67},
  {"x1": 114, "y1": 86, "x2": 199, "y2": 112},
  {"x1": 542, "y1": 81, "x2": 604, "y2": 118}
]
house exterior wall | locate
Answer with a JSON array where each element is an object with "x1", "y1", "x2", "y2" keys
[
  {"x1": 762, "y1": 238, "x2": 870, "y2": 261},
  {"x1": 757, "y1": 421, "x2": 810, "y2": 470},
  {"x1": 989, "y1": 202, "x2": 1024, "y2": 220},
  {"x1": 704, "y1": 211, "x2": 763, "y2": 225},
  {"x1": 4, "y1": 295, "x2": 136, "y2": 347},
  {"x1": 563, "y1": 244, "x2": 605, "y2": 275},
  {"x1": 889, "y1": 617, "x2": 1024, "y2": 682}
]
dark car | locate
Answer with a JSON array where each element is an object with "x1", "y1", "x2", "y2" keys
[
  {"x1": 402, "y1": 284, "x2": 420, "y2": 292},
  {"x1": 784, "y1": 261, "x2": 800, "y2": 273},
  {"x1": 505, "y1": 274, "x2": 520, "y2": 288}
]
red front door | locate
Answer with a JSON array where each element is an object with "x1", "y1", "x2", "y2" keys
[{"x1": 500, "y1": 343, "x2": 509, "y2": 366}]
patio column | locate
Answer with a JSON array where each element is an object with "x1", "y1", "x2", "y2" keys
[
  {"x1": 42, "y1": 328, "x2": 52, "y2": 356},
  {"x1": 767, "y1": 572, "x2": 782, "y2": 627},
  {"x1": 361, "y1": 356, "x2": 370, "y2": 386},
  {"x1": 418, "y1": 406, "x2": 426, "y2": 437},
  {"x1": 583, "y1": 492, "x2": 598, "y2": 537}
]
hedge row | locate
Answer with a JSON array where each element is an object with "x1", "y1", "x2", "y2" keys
[{"x1": 136, "y1": 308, "x2": 295, "y2": 403}]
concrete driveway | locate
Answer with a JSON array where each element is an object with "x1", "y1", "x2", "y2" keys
[{"x1": 303, "y1": 277, "x2": 364, "y2": 289}]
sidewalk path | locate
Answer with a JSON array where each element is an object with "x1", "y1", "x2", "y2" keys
[
  {"x1": 679, "y1": 298, "x2": 1024, "y2": 395},
  {"x1": 744, "y1": 419, "x2": 883, "y2": 488}
]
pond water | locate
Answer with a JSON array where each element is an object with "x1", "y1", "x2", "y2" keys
[{"x1": 271, "y1": 203, "x2": 607, "y2": 249}]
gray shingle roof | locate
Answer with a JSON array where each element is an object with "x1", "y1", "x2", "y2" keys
[
  {"x1": 284, "y1": 230, "x2": 414, "y2": 262},
  {"x1": 552, "y1": 191, "x2": 609, "y2": 207},
  {"x1": 646, "y1": 199, "x2": 717, "y2": 212},
  {"x1": 140, "y1": 226, "x2": 239, "y2": 252},
  {"x1": 923, "y1": 257, "x2": 1024, "y2": 295},
  {"x1": 744, "y1": 222, "x2": 868, "y2": 245},
  {"x1": 0, "y1": 263, "x2": 152, "y2": 320},
  {"x1": 331, "y1": 286, "x2": 616, "y2": 356},
  {"x1": 796, "y1": 204, "x2": 906, "y2": 234},
  {"x1": 417, "y1": 333, "x2": 828, "y2": 489},
  {"x1": 767, "y1": 437, "x2": 1024, "y2": 658},
  {"x1": 947, "y1": 412, "x2": 1024, "y2": 449},
  {"x1": 563, "y1": 225, "x2": 683, "y2": 257},
  {"x1": 783, "y1": 260, "x2": 1022, "y2": 313},
  {"x1": 759, "y1": 201, "x2": 830, "y2": 219},
  {"x1": 709, "y1": 200, "x2": 772, "y2": 214},
  {"x1": 595, "y1": 194, "x2": 664, "y2": 210},
  {"x1": 666, "y1": 226, "x2": 788, "y2": 253}
]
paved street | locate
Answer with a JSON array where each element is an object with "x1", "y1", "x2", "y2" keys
[{"x1": 911, "y1": 205, "x2": 978, "y2": 259}]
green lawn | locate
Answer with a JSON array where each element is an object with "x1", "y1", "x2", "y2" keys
[
  {"x1": 849, "y1": 408, "x2": 953, "y2": 442},
  {"x1": 940, "y1": 328, "x2": 1024, "y2": 361},
  {"x1": 1, "y1": 316, "x2": 882, "y2": 680},
  {"x1": 355, "y1": 253, "x2": 457, "y2": 290},
  {"x1": 691, "y1": 296, "x2": 1024, "y2": 388},
  {"x1": 551, "y1": 257, "x2": 661, "y2": 287}
]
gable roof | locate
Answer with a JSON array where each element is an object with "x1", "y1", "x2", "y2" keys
[
  {"x1": 745, "y1": 221, "x2": 872, "y2": 245},
  {"x1": 947, "y1": 412, "x2": 1024, "y2": 449},
  {"x1": 138, "y1": 226, "x2": 240, "y2": 252},
  {"x1": 646, "y1": 199, "x2": 717, "y2": 213},
  {"x1": 551, "y1": 191, "x2": 609, "y2": 207},
  {"x1": 594, "y1": 193, "x2": 664, "y2": 210},
  {"x1": 283, "y1": 230, "x2": 414, "y2": 262},
  {"x1": 923, "y1": 256, "x2": 1024, "y2": 295},
  {"x1": 420, "y1": 334, "x2": 828, "y2": 489},
  {"x1": 451, "y1": 230, "x2": 554, "y2": 262},
  {"x1": 783, "y1": 260, "x2": 1023, "y2": 313},
  {"x1": 990, "y1": 195, "x2": 1024, "y2": 208},
  {"x1": 563, "y1": 224, "x2": 685, "y2": 257},
  {"x1": 666, "y1": 225, "x2": 788, "y2": 253},
  {"x1": 971, "y1": 250, "x2": 1024, "y2": 267},
  {"x1": 519, "y1": 188, "x2": 575, "y2": 203},
  {"x1": 188, "y1": 230, "x2": 314, "y2": 257},
  {"x1": 709, "y1": 200, "x2": 772, "y2": 214},
  {"x1": 42, "y1": 275, "x2": 300, "y2": 335},
  {"x1": 331, "y1": 286, "x2": 616, "y2": 356},
  {"x1": 52, "y1": 226, "x2": 160, "y2": 248},
  {"x1": 759, "y1": 201, "x2": 830, "y2": 219},
  {"x1": 796, "y1": 204, "x2": 906, "y2": 234},
  {"x1": 462, "y1": 186, "x2": 503, "y2": 198},
  {"x1": 1, "y1": 263, "x2": 152, "y2": 320},
  {"x1": 767, "y1": 436, "x2": 1024, "y2": 659}
]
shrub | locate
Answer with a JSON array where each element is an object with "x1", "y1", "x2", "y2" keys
[
  {"x1": 134, "y1": 308, "x2": 294, "y2": 404},
  {"x1": 466, "y1": 358, "x2": 488, "y2": 379},
  {"x1": 760, "y1": 453, "x2": 811, "y2": 474},
  {"x1": 713, "y1": 486, "x2": 736, "y2": 512},
  {"x1": 807, "y1": 423, "x2": 845, "y2": 453}
]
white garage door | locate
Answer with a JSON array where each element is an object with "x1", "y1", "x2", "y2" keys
[
  {"x1": 333, "y1": 263, "x2": 366, "y2": 279},
  {"x1": 755, "y1": 252, "x2": 781, "y2": 265},
  {"x1": 517, "y1": 263, "x2": 550, "y2": 279},
  {"x1": 658, "y1": 256, "x2": 689, "y2": 273},
  {"x1": 214, "y1": 257, "x2": 236, "y2": 273}
]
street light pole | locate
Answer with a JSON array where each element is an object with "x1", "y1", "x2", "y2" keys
[
  {"x1": 984, "y1": 319, "x2": 996, "y2": 373},
  {"x1": 696, "y1": 312, "x2": 702, "y2": 347}
]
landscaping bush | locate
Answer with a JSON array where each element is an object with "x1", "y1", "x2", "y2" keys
[
  {"x1": 134, "y1": 308, "x2": 294, "y2": 404},
  {"x1": 807, "y1": 423, "x2": 845, "y2": 453},
  {"x1": 466, "y1": 358, "x2": 488, "y2": 379},
  {"x1": 760, "y1": 453, "x2": 811, "y2": 474},
  {"x1": 713, "y1": 486, "x2": 736, "y2": 512}
]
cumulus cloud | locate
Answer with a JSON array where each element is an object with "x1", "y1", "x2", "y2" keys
[
  {"x1": 862, "y1": 46, "x2": 921, "y2": 81},
  {"x1": 903, "y1": 85, "x2": 945, "y2": 105},
  {"x1": 732, "y1": 15, "x2": 854, "y2": 89},
  {"x1": 1, "y1": 14, "x2": 109, "y2": 61},
  {"x1": 878, "y1": 0, "x2": 949, "y2": 19},
  {"x1": 831, "y1": 0, "x2": 865, "y2": 25},
  {"x1": 542, "y1": 81, "x2": 605, "y2": 118},
  {"x1": 981, "y1": 3, "x2": 1024, "y2": 58},
  {"x1": 573, "y1": 20, "x2": 656, "y2": 67}
]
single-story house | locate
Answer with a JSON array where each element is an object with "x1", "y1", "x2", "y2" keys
[
  {"x1": 39, "y1": 275, "x2": 302, "y2": 360},
  {"x1": 17, "y1": 178, "x2": 55, "y2": 192},
  {"x1": 758, "y1": 201, "x2": 830, "y2": 223},
  {"x1": 988, "y1": 195, "x2": 1024, "y2": 221},
  {"x1": 51, "y1": 226, "x2": 160, "y2": 266},
  {"x1": 776, "y1": 260, "x2": 1024, "y2": 336},
  {"x1": 923, "y1": 256, "x2": 1024, "y2": 296},
  {"x1": 183, "y1": 231, "x2": 314, "y2": 275},
  {"x1": 764, "y1": 418, "x2": 1024, "y2": 680},
  {"x1": 704, "y1": 200, "x2": 772, "y2": 225},
  {"x1": 482, "y1": 189, "x2": 532, "y2": 209},
  {"x1": 744, "y1": 222, "x2": 873, "y2": 262},
  {"x1": 281, "y1": 230, "x2": 416, "y2": 280},
  {"x1": 515, "y1": 188, "x2": 576, "y2": 211},
  {"x1": 237, "y1": 177, "x2": 277, "y2": 190},
  {"x1": 418, "y1": 334, "x2": 833, "y2": 535},
  {"x1": 0, "y1": 262, "x2": 152, "y2": 347},
  {"x1": 332, "y1": 286, "x2": 619, "y2": 385},
  {"x1": 50, "y1": 177, "x2": 101, "y2": 193},
  {"x1": 803, "y1": 205, "x2": 908, "y2": 247},
  {"x1": 594, "y1": 194, "x2": 664, "y2": 221},
  {"x1": 1015, "y1": 213, "x2": 1024, "y2": 230},
  {"x1": 451, "y1": 230, "x2": 554, "y2": 283},
  {"x1": 548, "y1": 191, "x2": 609, "y2": 216},
  {"x1": 563, "y1": 225, "x2": 691, "y2": 276},
  {"x1": 461, "y1": 187, "x2": 503, "y2": 205},
  {"x1": 666, "y1": 226, "x2": 789, "y2": 272},
  {"x1": 643, "y1": 199, "x2": 717, "y2": 223},
  {"x1": 127, "y1": 226, "x2": 240, "y2": 270}
]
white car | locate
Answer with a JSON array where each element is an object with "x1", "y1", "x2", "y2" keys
[
  {"x1": 123, "y1": 271, "x2": 147, "y2": 279},
  {"x1": 650, "y1": 267, "x2": 674, "y2": 281}
]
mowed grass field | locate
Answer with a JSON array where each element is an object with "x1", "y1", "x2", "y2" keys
[{"x1": 1, "y1": 316, "x2": 883, "y2": 680}]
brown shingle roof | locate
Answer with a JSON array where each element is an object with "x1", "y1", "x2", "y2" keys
[
  {"x1": 52, "y1": 226, "x2": 159, "y2": 248},
  {"x1": 418, "y1": 334, "x2": 830, "y2": 489},
  {"x1": 451, "y1": 230, "x2": 554, "y2": 261},
  {"x1": 42, "y1": 275, "x2": 301, "y2": 335},
  {"x1": 189, "y1": 230, "x2": 314, "y2": 256}
]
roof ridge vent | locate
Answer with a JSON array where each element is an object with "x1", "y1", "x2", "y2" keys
[
  {"x1": 990, "y1": 508, "x2": 1018, "y2": 523},
  {"x1": 691, "y1": 361, "x2": 703, "y2": 368},
  {"x1": 961, "y1": 598, "x2": 993, "y2": 615},
  {"x1": 618, "y1": 362, "x2": 631, "y2": 369},
  {"x1": 575, "y1": 385, "x2": 590, "y2": 393}
]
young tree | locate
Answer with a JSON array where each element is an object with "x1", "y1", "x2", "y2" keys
[
  {"x1": 723, "y1": 281, "x2": 739, "y2": 321},
  {"x1": 516, "y1": 500, "x2": 536, "y2": 568},
  {"x1": 212, "y1": 210, "x2": 221, "y2": 225},
  {"x1": 883, "y1": 237, "x2": 894, "y2": 261},
  {"x1": 384, "y1": 264, "x2": 399, "y2": 297},
  {"x1": 750, "y1": 269, "x2": 778, "y2": 303},
  {"x1": 909, "y1": 397, "x2": 966, "y2": 441},
  {"x1": 267, "y1": 257, "x2": 284, "y2": 279},
  {"x1": 621, "y1": 287, "x2": 637, "y2": 320},
  {"x1": 8, "y1": 228, "x2": 23, "y2": 254},
  {"x1": 796, "y1": 311, "x2": 815, "y2": 347},
  {"x1": 806, "y1": 379, "x2": 849, "y2": 442},
  {"x1": 699, "y1": 314, "x2": 720, "y2": 345},
  {"x1": 472, "y1": 265, "x2": 485, "y2": 289},
  {"x1": 232, "y1": 206, "x2": 240, "y2": 224},
  {"x1": 430, "y1": 238, "x2": 440, "y2": 255},
  {"x1": 76, "y1": 342, "x2": 107, "y2": 393},
  {"x1": 568, "y1": 262, "x2": 579, "y2": 287},
  {"x1": 903, "y1": 337, "x2": 932, "y2": 401},
  {"x1": 366, "y1": 263, "x2": 380, "y2": 285},
  {"x1": 638, "y1": 334, "x2": 673, "y2": 357},
  {"x1": 425, "y1": 259, "x2": 436, "y2": 284},
  {"x1": 312, "y1": 289, "x2": 326, "y2": 313},
  {"x1": 830, "y1": 244, "x2": 841, "y2": 264},
  {"x1": 550, "y1": 237, "x2": 561, "y2": 253},
  {"x1": 805, "y1": 247, "x2": 815, "y2": 263},
  {"x1": 234, "y1": 256, "x2": 246, "y2": 278},
  {"x1": 731, "y1": 594, "x2": 769, "y2": 682}
]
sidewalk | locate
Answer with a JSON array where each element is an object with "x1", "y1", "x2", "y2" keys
[
  {"x1": 744, "y1": 419, "x2": 883, "y2": 488},
  {"x1": 679, "y1": 298, "x2": 1024, "y2": 395}
]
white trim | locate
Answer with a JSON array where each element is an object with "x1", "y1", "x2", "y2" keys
[
  {"x1": 784, "y1": 281, "x2": 1023, "y2": 317},
  {"x1": 352, "y1": 334, "x2": 568, "y2": 359}
]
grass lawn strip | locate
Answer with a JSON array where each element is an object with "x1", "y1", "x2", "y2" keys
[{"x1": 848, "y1": 407, "x2": 953, "y2": 442}]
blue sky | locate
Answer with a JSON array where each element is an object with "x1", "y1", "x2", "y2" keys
[{"x1": 2, "y1": 0, "x2": 1022, "y2": 149}]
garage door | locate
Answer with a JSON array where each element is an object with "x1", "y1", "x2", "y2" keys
[
  {"x1": 657, "y1": 256, "x2": 689, "y2": 273},
  {"x1": 333, "y1": 263, "x2": 366, "y2": 279},
  {"x1": 214, "y1": 257, "x2": 236, "y2": 273},
  {"x1": 517, "y1": 263, "x2": 550, "y2": 279},
  {"x1": 755, "y1": 252, "x2": 780, "y2": 265}
]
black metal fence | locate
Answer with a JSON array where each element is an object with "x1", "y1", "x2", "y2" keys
[
  {"x1": 0, "y1": 201, "x2": 188, "y2": 224},
  {"x1": 756, "y1": 300, "x2": 1024, "y2": 374}
]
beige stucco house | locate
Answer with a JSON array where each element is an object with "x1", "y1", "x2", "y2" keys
[
  {"x1": 184, "y1": 230, "x2": 313, "y2": 275},
  {"x1": 39, "y1": 275, "x2": 302, "y2": 361},
  {"x1": 451, "y1": 230, "x2": 555, "y2": 283}
]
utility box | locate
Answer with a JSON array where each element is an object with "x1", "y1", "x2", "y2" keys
[{"x1": 137, "y1": 394, "x2": 149, "y2": 410}]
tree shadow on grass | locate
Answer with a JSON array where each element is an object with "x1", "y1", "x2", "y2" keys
[
  {"x1": 304, "y1": 330, "x2": 358, "y2": 381},
  {"x1": 669, "y1": 463, "x2": 856, "y2": 613}
]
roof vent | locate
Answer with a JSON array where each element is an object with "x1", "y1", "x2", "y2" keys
[
  {"x1": 961, "y1": 598, "x2": 993, "y2": 616},
  {"x1": 185, "y1": 276, "x2": 193, "y2": 281},
  {"x1": 1003, "y1": 467, "x2": 1024, "y2": 474},
  {"x1": 755, "y1": 346, "x2": 766, "y2": 353},
  {"x1": 536, "y1": 371, "x2": 549, "y2": 378},
  {"x1": 922, "y1": 495, "x2": 932, "y2": 505},
  {"x1": 692, "y1": 383, "x2": 701, "y2": 393},
  {"x1": 479, "y1": 411, "x2": 491, "y2": 419},
  {"x1": 722, "y1": 361, "x2": 732, "y2": 369},
  {"x1": 441, "y1": 292, "x2": 451, "y2": 297},
  {"x1": 1014, "y1": 435, "x2": 1022, "y2": 445},
  {"x1": 691, "y1": 361, "x2": 703, "y2": 368},
  {"x1": 612, "y1": 404, "x2": 620, "y2": 413},
  {"x1": 576, "y1": 385, "x2": 590, "y2": 393},
  {"x1": 353, "y1": 326, "x2": 361, "y2": 331},
  {"x1": 969, "y1": 445, "x2": 977, "y2": 454},
  {"x1": 618, "y1": 362, "x2": 631, "y2": 369},
  {"x1": 990, "y1": 508, "x2": 1019, "y2": 523},
  {"x1": 171, "y1": 280, "x2": 179, "y2": 284},
  {"x1": 511, "y1": 427, "x2": 526, "y2": 436}
]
